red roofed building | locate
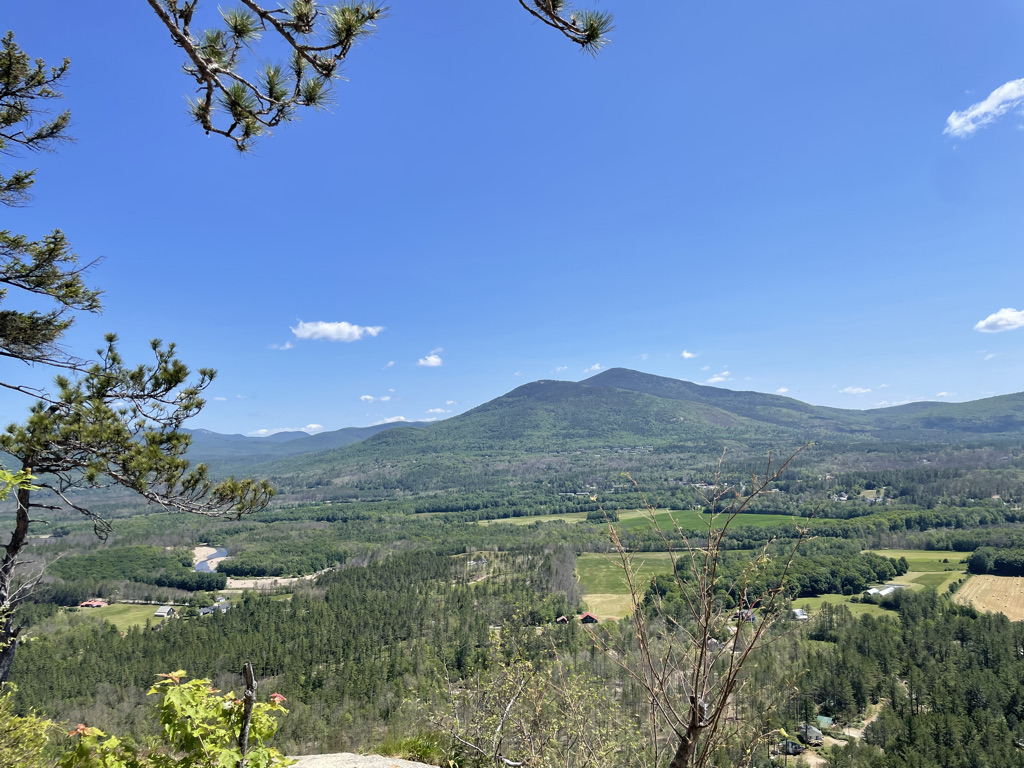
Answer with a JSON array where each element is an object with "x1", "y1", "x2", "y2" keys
[
  {"x1": 79, "y1": 599, "x2": 107, "y2": 608},
  {"x1": 580, "y1": 612, "x2": 599, "y2": 624}
]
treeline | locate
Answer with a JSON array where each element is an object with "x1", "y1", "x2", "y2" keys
[
  {"x1": 47, "y1": 546, "x2": 226, "y2": 592},
  {"x1": 10, "y1": 547, "x2": 584, "y2": 755},
  {"x1": 798, "y1": 591, "x2": 1024, "y2": 767}
]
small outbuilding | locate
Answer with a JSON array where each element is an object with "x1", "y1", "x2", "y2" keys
[
  {"x1": 580, "y1": 612, "x2": 599, "y2": 624},
  {"x1": 154, "y1": 606, "x2": 176, "y2": 618},
  {"x1": 79, "y1": 599, "x2": 107, "y2": 608},
  {"x1": 791, "y1": 608, "x2": 809, "y2": 621},
  {"x1": 555, "y1": 615, "x2": 569, "y2": 624}
]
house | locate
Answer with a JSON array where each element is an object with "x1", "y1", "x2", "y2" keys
[
  {"x1": 798, "y1": 722, "x2": 824, "y2": 746},
  {"x1": 580, "y1": 612, "x2": 599, "y2": 624},
  {"x1": 791, "y1": 608, "x2": 809, "y2": 621},
  {"x1": 79, "y1": 599, "x2": 107, "y2": 608},
  {"x1": 198, "y1": 607, "x2": 216, "y2": 616},
  {"x1": 555, "y1": 615, "x2": 569, "y2": 624},
  {"x1": 154, "y1": 606, "x2": 175, "y2": 618},
  {"x1": 780, "y1": 740, "x2": 806, "y2": 756},
  {"x1": 878, "y1": 586, "x2": 896, "y2": 597},
  {"x1": 864, "y1": 588, "x2": 880, "y2": 596},
  {"x1": 733, "y1": 608, "x2": 756, "y2": 622}
]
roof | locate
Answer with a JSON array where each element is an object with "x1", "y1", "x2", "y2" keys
[{"x1": 580, "y1": 612, "x2": 599, "y2": 622}]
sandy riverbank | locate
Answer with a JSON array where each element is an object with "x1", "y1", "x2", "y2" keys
[{"x1": 192, "y1": 546, "x2": 228, "y2": 572}]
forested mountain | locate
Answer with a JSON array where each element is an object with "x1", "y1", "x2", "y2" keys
[{"x1": 200, "y1": 370, "x2": 1024, "y2": 503}]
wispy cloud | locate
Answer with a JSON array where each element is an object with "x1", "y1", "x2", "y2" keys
[
  {"x1": 936, "y1": 391, "x2": 956, "y2": 398},
  {"x1": 775, "y1": 387, "x2": 789, "y2": 395},
  {"x1": 212, "y1": 396, "x2": 227, "y2": 401},
  {"x1": 945, "y1": 78, "x2": 1024, "y2": 138},
  {"x1": 247, "y1": 423, "x2": 324, "y2": 437},
  {"x1": 879, "y1": 383, "x2": 890, "y2": 389},
  {"x1": 875, "y1": 400, "x2": 911, "y2": 407},
  {"x1": 984, "y1": 353, "x2": 997, "y2": 360},
  {"x1": 385, "y1": 360, "x2": 395, "y2": 368},
  {"x1": 513, "y1": 371, "x2": 522, "y2": 377},
  {"x1": 706, "y1": 371, "x2": 731, "y2": 384},
  {"x1": 291, "y1": 320, "x2": 384, "y2": 342},
  {"x1": 446, "y1": 400, "x2": 457, "y2": 406},
  {"x1": 426, "y1": 408, "x2": 448, "y2": 414},
  {"x1": 269, "y1": 341, "x2": 293, "y2": 351},
  {"x1": 375, "y1": 416, "x2": 407, "y2": 424},
  {"x1": 417, "y1": 353, "x2": 443, "y2": 367},
  {"x1": 638, "y1": 353, "x2": 649, "y2": 361},
  {"x1": 553, "y1": 365, "x2": 568, "y2": 373},
  {"x1": 583, "y1": 363, "x2": 603, "y2": 373},
  {"x1": 681, "y1": 350, "x2": 696, "y2": 359},
  {"x1": 700, "y1": 365, "x2": 710, "y2": 372},
  {"x1": 840, "y1": 386, "x2": 871, "y2": 395},
  {"x1": 975, "y1": 308, "x2": 1024, "y2": 333},
  {"x1": 360, "y1": 395, "x2": 375, "y2": 402}
]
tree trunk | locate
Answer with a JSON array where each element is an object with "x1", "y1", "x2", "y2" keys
[{"x1": 0, "y1": 469, "x2": 32, "y2": 684}]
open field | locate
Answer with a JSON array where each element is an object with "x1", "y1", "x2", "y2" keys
[
  {"x1": 576, "y1": 552, "x2": 677, "y2": 619},
  {"x1": 865, "y1": 549, "x2": 968, "y2": 572},
  {"x1": 482, "y1": 509, "x2": 814, "y2": 530},
  {"x1": 793, "y1": 594, "x2": 896, "y2": 619},
  {"x1": 954, "y1": 575, "x2": 1024, "y2": 621},
  {"x1": 866, "y1": 549, "x2": 968, "y2": 593},
  {"x1": 92, "y1": 603, "x2": 169, "y2": 631}
]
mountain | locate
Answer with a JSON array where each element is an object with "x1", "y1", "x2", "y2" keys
[
  {"x1": 186, "y1": 369, "x2": 1024, "y2": 502},
  {"x1": 183, "y1": 421, "x2": 431, "y2": 463}
]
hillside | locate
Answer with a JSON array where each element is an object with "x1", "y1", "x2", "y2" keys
[{"x1": 218, "y1": 369, "x2": 1024, "y2": 503}]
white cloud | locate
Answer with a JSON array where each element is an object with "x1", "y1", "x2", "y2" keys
[
  {"x1": 380, "y1": 395, "x2": 391, "y2": 401},
  {"x1": 213, "y1": 396, "x2": 227, "y2": 401},
  {"x1": 700, "y1": 365, "x2": 710, "y2": 371},
  {"x1": 639, "y1": 353, "x2": 649, "y2": 360},
  {"x1": 269, "y1": 341, "x2": 293, "y2": 351},
  {"x1": 975, "y1": 307, "x2": 1024, "y2": 333},
  {"x1": 417, "y1": 353, "x2": 443, "y2": 367},
  {"x1": 681, "y1": 350, "x2": 696, "y2": 359},
  {"x1": 290, "y1": 320, "x2": 384, "y2": 342},
  {"x1": 840, "y1": 386, "x2": 871, "y2": 395},
  {"x1": 879, "y1": 383, "x2": 890, "y2": 389},
  {"x1": 430, "y1": 347, "x2": 444, "y2": 354},
  {"x1": 235, "y1": 394, "x2": 247, "y2": 400},
  {"x1": 706, "y1": 371, "x2": 731, "y2": 384},
  {"x1": 944, "y1": 78, "x2": 1024, "y2": 138},
  {"x1": 246, "y1": 423, "x2": 324, "y2": 437},
  {"x1": 375, "y1": 416, "x2": 407, "y2": 424},
  {"x1": 385, "y1": 361, "x2": 395, "y2": 368},
  {"x1": 984, "y1": 353, "x2": 997, "y2": 360},
  {"x1": 775, "y1": 387, "x2": 789, "y2": 395},
  {"x1": 446, "y1": 400, "x2": 457, "y2": 405},
  {"x1": 513, "y1": 371, "x2": 522, "y2": 377},
  {"x1": 360, "y1": 395, "x2": 375, "y2": 402},
  {"x1": 936, "y1": 391, "x2": 956, "y2": 398},
  {"x1": 553, "y1": 365, "x2": 568, "y2": 373},
  {"x1": 875, "y1": 400, "x2": 911, "y2": 407},
  {"x1": 583, "y1": 363, "x2": 603, "y2": 373},
  {"x1": 426, "y1": 408, "x2": 448, "y2": 414}
]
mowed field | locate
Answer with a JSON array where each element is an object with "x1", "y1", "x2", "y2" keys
[
  {"x1": 483, "y1": 508, "x2": 814, "y2": 530},
  {"x1": 954, "y1": 575, "x2": 1024, "y2": 621},
  {"x1": 577, "y1": 548, "x2": 969, "y2": 622}
]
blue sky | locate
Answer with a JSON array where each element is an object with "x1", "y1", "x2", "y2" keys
[{"x1": 3, "y1": 1, "x2": 1023, "y2": 436}]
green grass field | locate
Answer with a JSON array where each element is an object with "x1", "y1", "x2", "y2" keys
[
  {"x1": 614, "y1": 508, "x2": 814, "y2": 532},
  {"x1": 576, "y1": 552, "x2": 683, "y2": 619},
  {"x1": 865, "y1": 549, "x2": 967, "y2": 593},
  {"x1": 89, "y1": 603, "x2": 170, "y2": 631},
  {"x1": 865, "y1": 549, "x2": 968, "y2": 572},
  {"x1": 792, "y1": 594, "x2": 895, "y2": 619},
  {"x1": 482, "y1": 508, "x2": 814, "y2": 530}
]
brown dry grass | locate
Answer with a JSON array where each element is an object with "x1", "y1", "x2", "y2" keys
[{"x1": 954, "y1": 575, "x2": 1024, "y2": 621}]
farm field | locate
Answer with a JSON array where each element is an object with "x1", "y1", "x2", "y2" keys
[
  {"x1": 953, "y1": 575, "x2": 1024, "y2": 621},
  {"x1": 576, "y1": 552, "x2": 677, "y2": 619},
  {"x1": 866, "y1": 549, "x2": 968, "y2": 593},
  {"x1": 25, "y1": 603, "x2": 168, "y2": 637},
  {"x1": 793, "y1": 594, "x2": 896, "y2": 619},
  {"x1": 483, "y1": 508, "x2": 814, "y2": 530}
]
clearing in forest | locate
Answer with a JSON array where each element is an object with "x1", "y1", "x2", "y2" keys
[{"x1": 953, "y1": 575, "x2": 1024, "y2": 621}]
